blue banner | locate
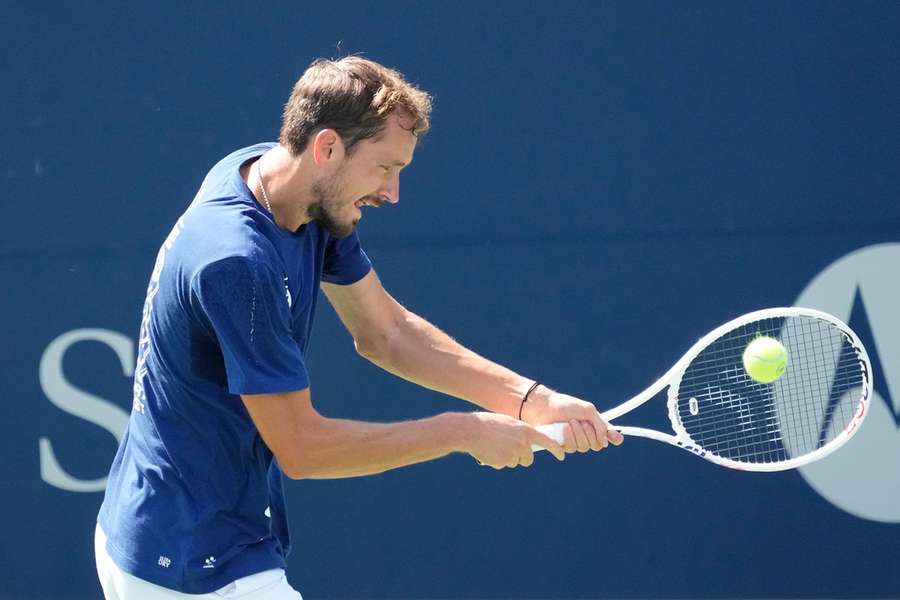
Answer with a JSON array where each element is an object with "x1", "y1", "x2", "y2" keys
[{"x1": 2, "y1": 2, "x2": 898, "y2": 598}]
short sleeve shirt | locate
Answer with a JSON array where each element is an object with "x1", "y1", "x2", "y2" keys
[{"x1": 97, "y1": 143, "x2": 371, "y2": 593}]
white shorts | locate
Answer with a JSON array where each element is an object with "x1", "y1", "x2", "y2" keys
[{"x1": 95, "y1": 525, "x2": 303, "y2": 599}]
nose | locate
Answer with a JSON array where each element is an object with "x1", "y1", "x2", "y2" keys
[{"x1": 379, "y1": 174, "x2": 400, "y2": 205}]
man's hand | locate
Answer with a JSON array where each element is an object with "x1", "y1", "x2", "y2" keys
[
  {"x1": 463, "y1": 412, "x2": 566, "y2": 469},
  {"x1": 521, "y1": 388, "x2": 624, "y2": 453}
]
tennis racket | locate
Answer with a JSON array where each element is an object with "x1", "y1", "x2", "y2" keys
[{"x1": 534, "y1": 307, "x2": 872, "y2": 471}]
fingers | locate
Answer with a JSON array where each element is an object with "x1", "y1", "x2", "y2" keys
[
  {"x1": 562, "y1": 417, "x2": 624, "y2": 453},
  {"x1": 505, "y1": 448, "x2": 528, "y2": 469},
  {"x1": 519, "y1": 450, "x2": 535, "y2": 468},
  {"x1": 480, "y1": 434, "x2": 557, "y2": 469},
  {"x1": 482, "y1": 448, "x2": 536, "y2": 469},
  {"x1": 587, "y1": 412, "x2": 624, "y2": 446},
  {"x1": 562, "y1": 422, "x2": 576, "y2": 452},
  {"x1": 471, "y1": 413, "x2": 559, "y2": 469},
  {"x1": 607, "y1": 426, "x2": 624, "y2": 446},
  {"x1": 568, "y1": 419, "x2": 595, "y2": 452},
  {"x1": 476, "y1": 413, "x2": 625, "y2": 469}
]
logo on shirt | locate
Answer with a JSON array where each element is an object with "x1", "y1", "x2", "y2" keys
[
  {"x1": 203, "y1": 556, "x2": 217, "y2": 569},
  {"x1": 134, "y1": 217, "x2": 186, "y2": 415},
  {"x1": 158, "y1": 556, "x2": 172, "y2": 568},
  {"x1": 283, "y1": 276, "x2": 292, "y2": 308}
]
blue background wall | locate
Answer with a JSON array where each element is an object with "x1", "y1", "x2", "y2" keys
[{"x1": 2, "y1": 2, "x2": 898, "y2": 598}]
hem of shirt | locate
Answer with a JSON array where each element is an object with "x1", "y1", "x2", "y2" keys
[
  {"x1": 229, "y1": 377, "x2": 310, "y2": 396},
  {"x1": 99, "y1": 524, "x2": 287, "y2": 595},
  {"x1": 100, "y1": 526, "x2": 185, "y2": 592}
]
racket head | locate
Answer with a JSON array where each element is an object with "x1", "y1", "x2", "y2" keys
[{"x1": 665, "y1": 307, "x2": 871, "y2": 472}]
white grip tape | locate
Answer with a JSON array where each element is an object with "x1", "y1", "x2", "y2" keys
[
  {"x1": 531, "y1": 423, "x2": 567, "y2": 451},
  {"x1": 531, "y1": 422, "x2": 626, "y2": 452}
]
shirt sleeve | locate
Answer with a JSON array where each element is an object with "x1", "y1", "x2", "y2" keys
[
  {"x1": 192, "y1": 256, "x2": 309, "y2": 395},
  {"x1": 322, "y1": 230, "x2": 372, "y2": 285}
]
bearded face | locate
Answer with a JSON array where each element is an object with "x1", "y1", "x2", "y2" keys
[
  {"x1": 308, "y1": 161, "x2": 388, "y2": 238},
  {"x1": 305, "y1": 115, "x2": 415, "y2": 237},
  {"x1": 308, "y1": 167, "x2": 356, "y2": 238}
]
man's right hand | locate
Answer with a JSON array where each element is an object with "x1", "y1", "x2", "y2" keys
[{"x1": 463, "y1": 412, "x2": 566, "y2": 468}]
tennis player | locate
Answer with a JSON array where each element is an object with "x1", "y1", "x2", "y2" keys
[{"x1": 95, "y1": 56, "x2": 623, "y2": 599}]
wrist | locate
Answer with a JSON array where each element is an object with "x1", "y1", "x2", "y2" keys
[
  {"x1": 519, "y1": 384, "x2": 554, "y2": 424},
  {"x1": 441, "y1": 412, "x2": 481, "y2": 454},
  {"x1": 517, "y1": 381, "x2": 542, "y2": 420}
]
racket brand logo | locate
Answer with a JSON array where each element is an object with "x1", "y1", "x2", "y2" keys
[{"x1": 794, "y1": 243, "x2": 900, "y2": 523}]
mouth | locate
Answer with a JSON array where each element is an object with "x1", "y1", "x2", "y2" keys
[{"x1": 354, "y1": 195, "x2": 384, "y2": 209}]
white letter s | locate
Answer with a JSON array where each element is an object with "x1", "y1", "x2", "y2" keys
[{"x1": 38, "y1": 329, "x2": 132, "y2": 492}]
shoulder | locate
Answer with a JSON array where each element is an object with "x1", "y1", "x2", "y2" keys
[
  {"x1": 176, "y1": 199, "x2": 284, "y2": 278},
  {"x1": 186, "y1": 142, "x2": 277, "y2": 221},
  {"x1": 202, "y1": 142, "x2": 277, "y2": 194}
]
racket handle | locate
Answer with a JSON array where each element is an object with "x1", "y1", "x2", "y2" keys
[
  {"x1": 532, "y1": 423, "x2": 567, "y2": 450},
  {"x1": 531, "y1": 422, "x2": 623, "y2": 452}
]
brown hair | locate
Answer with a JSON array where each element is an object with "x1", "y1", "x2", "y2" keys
[{"x1": 279, "y1": 56, "x2": 432, "y2": 156}]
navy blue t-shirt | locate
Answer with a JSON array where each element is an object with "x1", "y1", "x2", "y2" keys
[{"x1": 97, "y1": 143, "x2": 371, "y2": 593}]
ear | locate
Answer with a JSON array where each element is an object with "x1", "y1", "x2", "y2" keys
[{"x1": 311, "y1": 129, "x2": 345, "y2": 166}]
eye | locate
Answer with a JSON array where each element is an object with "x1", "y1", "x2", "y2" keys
[{"x1": 379, "y1": 165, "x2": 390, "y2": 173}]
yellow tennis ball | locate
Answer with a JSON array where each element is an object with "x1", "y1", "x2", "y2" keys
[{"x1": 742, "y1": 336, "x2": 788, "y2": 383}]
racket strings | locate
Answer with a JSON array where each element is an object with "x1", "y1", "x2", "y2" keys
[
  {"x1": 678, "y1": 364, "x2": 861, "y2": 431},
  {"x1": 673, "y1": 316, "x2": 866, "y2": 464}
]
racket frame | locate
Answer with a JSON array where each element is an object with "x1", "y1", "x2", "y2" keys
[{"x1": 539, "y1": 307, "x2": 872, "y2": 472}]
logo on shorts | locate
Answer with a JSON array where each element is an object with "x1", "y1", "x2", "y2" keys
[
  {"x1": 794, "y1": 243, "x2": 900, "y2": 523},
  {"x1": 203, "y1": 556, "x2": 217, "y2": 569},
  {"x1": 158, "y1": 556, "x2": 171, "y2": 568}
]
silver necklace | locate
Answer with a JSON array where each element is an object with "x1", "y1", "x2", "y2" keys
[{"x1": 256, "y1": 158, "x2": 273, "y2": 214}]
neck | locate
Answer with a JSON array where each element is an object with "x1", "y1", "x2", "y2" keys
[{"x1": 246, "y1": 145, "x2": 314, "y2": 232}]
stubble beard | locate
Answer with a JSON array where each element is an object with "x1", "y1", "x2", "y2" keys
[{"x1": 308, "y1": 169, "x2": 357, "y2": 238}]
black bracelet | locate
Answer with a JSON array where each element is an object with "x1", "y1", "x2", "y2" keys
[{"x1": 518, "y1": 381, "x2": 541, "y2": 420}]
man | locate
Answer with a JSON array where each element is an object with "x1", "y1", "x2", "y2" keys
[{"x1": 96, "y1": 56, "x2": 622, "y2": 599}]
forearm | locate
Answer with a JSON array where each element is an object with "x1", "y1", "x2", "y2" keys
[
  {"x1": 292, "y1": 411, "x2": 471, "y2": 479},
  {"x1": 364, "y1": 308, "x2": 537, "y2": 417}
]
